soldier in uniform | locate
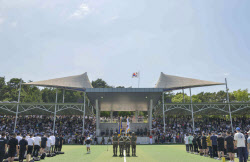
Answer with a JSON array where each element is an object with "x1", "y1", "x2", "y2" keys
[
  {"x1": 125, "y1": 134, "x2": 131, "y2": 156},
  {"x1": 101, "y1": 136, "x2": 105, "y2": 145},
  {"x1": 106, "y1": 128, "x2": 109, "y2": 136},
  {"x1": 118, "y1": 135, "x2": 124, "y2": 156},
  {"x1": 112, "y1": 132, "x2": 118, "y2": 156},
  {"x1": 108, "y1": 136, "x2": 112, "y2": 144},
  {"x1": 131, "y1": 132, "x2": 137, "y2": 156}
]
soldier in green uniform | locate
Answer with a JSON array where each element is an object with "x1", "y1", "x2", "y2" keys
[
  {"x1": 108, "y1": 136, "x2": 112, "y2": 144},
  {"x1": 131, "y1": 132, "x2": 137, "y2": 156},
  {"x1": 118, "y1": 135, "x2": 124, "y2": 156},
  {"x1": 125, "y1": 135, "x2": 131, "y2": 156},
  {"x1": 112, "y1": 132, "x2": 118, "y2": 156}
]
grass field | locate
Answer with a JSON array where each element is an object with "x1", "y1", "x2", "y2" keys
[{"x1": 42, "y1": 145, "x2": 241, "y2": 162}]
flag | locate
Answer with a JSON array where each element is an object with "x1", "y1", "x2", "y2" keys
[
  {"x1": 126, "y1": 117, "x2": 130, "y2": 134},
  {"x1": 118, "y1": 117, "x2": 122, "y2": 136},
  {"x1": 132, "y1": 72, "x2": 139, "y2": 78}
]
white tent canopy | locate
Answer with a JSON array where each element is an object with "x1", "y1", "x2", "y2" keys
[
  {"x1": 24, "y1": 72, "x2": 93, "y2": 90},
  {"x1": 155, "y1": 72, "x2": 224, "y2": 90}
]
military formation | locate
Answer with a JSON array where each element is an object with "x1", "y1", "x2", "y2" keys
[{"x1": 112, "y1": 132, "x2": 137, "y2": 157}]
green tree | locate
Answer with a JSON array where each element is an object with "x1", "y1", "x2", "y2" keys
[
  {"x1": 116, "y1": 86, "x2": 125, "y2": 88},
  {"x1": 91, "y1": 79, "x2": 112, "y2": 88},
  {"x1": 171, "y1": 93, "x2": 190, "y2": 103},
  {"x1": 233, "y1": 89, "x2": 249, "y2": 102}
]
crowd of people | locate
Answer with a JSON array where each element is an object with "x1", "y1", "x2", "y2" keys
[
  {"x1": 183, "y1": 128, "x2": 250, "y2": 162},
  {"x1": 0, "y1": 115, "x2": 96, "y2": 145},
  {"x1": 0, "y1": 114, "x2": 250, "y2": 161},
  {"x1": 0, "y1": 132, "x2": 64, "y2": 162},
  {"x1": 152, "y1": 116, "x2": 250, "y2": 144}
]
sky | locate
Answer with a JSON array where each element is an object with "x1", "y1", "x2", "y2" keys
[{"x1": 0, "y1": 0, "x2": 250, "y2": 94}]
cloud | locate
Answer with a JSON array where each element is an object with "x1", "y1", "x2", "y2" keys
[
  {"x1": 10, "y1": 21, "x2": 18, "y2": 27},
  {"x1": 110, "y1": 15, "x2": 119, "y2": 21},
  {"x1": 70, "y1": 3, "x2": 90, "y2": 19},
  {"x1": 224, "y1": 73, "x2": 230, "y2": 76},
  {"x1": 0, "y1": 17, "x2": 5, "y2": 25}
]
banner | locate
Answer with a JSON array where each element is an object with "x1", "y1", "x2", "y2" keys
[
  {"x1": 118, "y1": 117, "x2": 122, "y2": 136},
  {"x1": 126, "y1": 117, "x2": 130, "y2": 134}
]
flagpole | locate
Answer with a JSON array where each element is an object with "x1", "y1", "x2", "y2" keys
[{"x1": 138, "y1": 71, "x2": 140, "y2": 88}]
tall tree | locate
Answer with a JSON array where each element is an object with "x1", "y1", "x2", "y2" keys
[
  {"x1": 233, "y1": 89, "x2": 249, "y2": 102},
  {"x1": 91, "y1": 79, "x2": 112, "y2": 88}
]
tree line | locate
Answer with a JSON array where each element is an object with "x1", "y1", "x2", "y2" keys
[{"x1": 0, "y1": 77, "x2": 249, "y2": 104}]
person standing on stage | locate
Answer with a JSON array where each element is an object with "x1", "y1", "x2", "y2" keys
[
  {"x1": 8, "y1": 133, "x2": 18, "y2": 162},
  {"x1": 0, "y1": 132, "x2": 7, "y2": 162},
  {"x1": 19, "y1": 135, "x2": 28, "y2": 162}
]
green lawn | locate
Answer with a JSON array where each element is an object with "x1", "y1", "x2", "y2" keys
[{"x1": 42, "y1": 145, "x2": 240, "y2": 162}]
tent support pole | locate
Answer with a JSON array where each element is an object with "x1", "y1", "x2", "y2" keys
[
  {"x1": 182, "y1": 88, "x2": 185, "y2": 103},
  {"x1": 53, "y1": 89, "x2": 58, "y2": 134},
  {"x1": 189, "y1": 88, "x2": 195, "y2": 134},
  {"x1": 96, "y1": 99, "x2": 100, "y2": 136},
  {"x1": 149, "y1": 99, "x2": 153, "y2": 135},
  {"x1": 83, "y1": 92, "x2": 86, "y2": 135},
  {"x1": 162, "y1": 92, "x2": 166, "y2": 133},
  {"x1": 14, "y1": 80, "x2": 22, "y2": 133},
  {"x1": 62, "y1": 89, "x2": 65, "y2": 103},
  {"x1": 110, "y1": 111, "x2": 113, "y2": 123},
  {"x1": 225, "y1": 78, "x2": 233, "y2": 132}
]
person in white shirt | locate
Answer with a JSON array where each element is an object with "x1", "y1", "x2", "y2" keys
[
  {"x1": 33, "y1": 134, "x2": 41, "y2": 158},
  {"x1": 184, "y1": 134, "x2": 189, "y2": 152},
  {"x1": 27, "y1": 134, "x2": 35, "y2": 162},
  {"x1": 46, "y1": 135, "x2": 53, "y2": 154},
  {"x1": 16, "y1": 133, "x2": 22, "y2": 155},
  {"x1": 25, "y1": 133, "x2": 30, "y2": 141},
  {"x1": 16, "y1": 133, "x2": 22, "y2": 144},
  {"x1": 50, "y1": 133, "x2": 55, "y2": 153},
  {"x1": 234, "y1": 127, "x2": 247, "y2": 162}
]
